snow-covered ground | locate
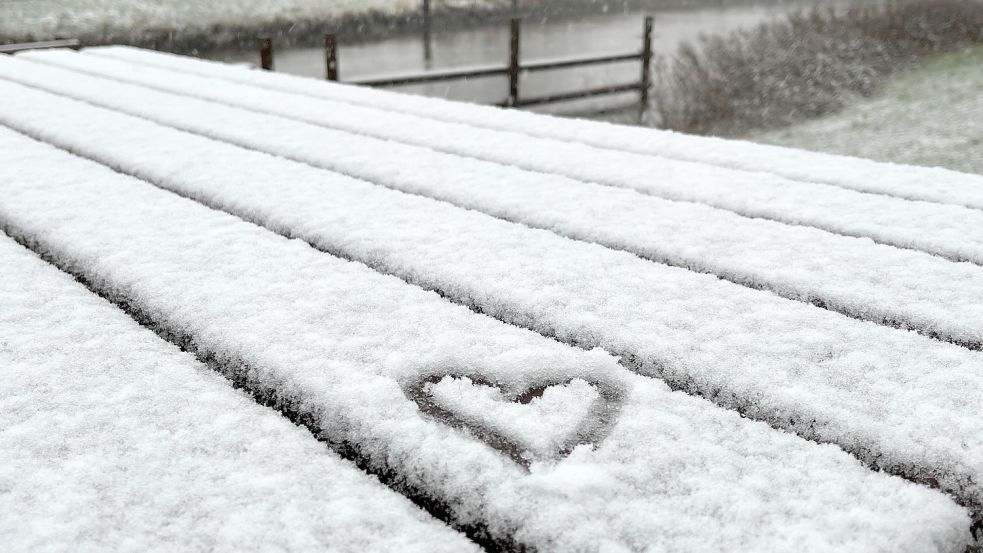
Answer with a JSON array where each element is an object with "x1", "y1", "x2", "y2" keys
[
  {"x1": 0, "y1": 0, "x2": 438, "y2": 43},
  {"x1": 1, "y1": 0, "x2": 636, "y2": 47},
  {"x1": 754, "y1": 44, "x2": 983, "y2": 177},
  {"x1": 2, "y1": 46, "x2": 983, "y2": 551}
]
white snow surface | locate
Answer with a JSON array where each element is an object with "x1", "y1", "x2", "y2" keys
[
  {"x1": 0, "y1": 236, "x2": 477, "y2": 553},
  {"x1": 0, "y1": 0, "x2": 436, "y2": 42},
  {"x1": 428, "y1": 377, "x2": 599, "y2": 459},
  {"x1": 2, "y1": 67, "x2": 983, "y2": 525},
  {"x1": 1, "y1": 128, "x2": 969, "y2": 552},
  {"x1": 7, "y1": 54, "x2": 983, "y2": 349},
  {"x1": 85, "y1": 45, "x2": 983, "y2": 211},
  {"x1": 23, "y1": 49, "x2": 983, "y2": 267}
]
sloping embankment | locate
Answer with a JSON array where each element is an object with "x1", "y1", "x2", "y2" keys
[{"x1": 1, "y1": 0, "x2": 669, "y2": 53}]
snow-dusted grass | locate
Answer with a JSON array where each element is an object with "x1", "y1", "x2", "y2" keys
[
  {"x1": 649, "y1": 0, "x2": 983, "y2": 134},
  {"x1": 2, "y1": 127, "x2": 967, "y2": 552},
  {"x1": 0, "y1": 0, "x2": 609, "y2": 49},
  {"x1": 0, "y1": 0, "x2": 418, "y2": 44},
  {"x1": 3, "y1": 58, "x2": 983, "y2": 523},
  {"x1": 0, "y1": 235, "x2": 477, "y2": 553},
  {"x1": 754, "y1": 44, "x2": 983, "y2": 176}
]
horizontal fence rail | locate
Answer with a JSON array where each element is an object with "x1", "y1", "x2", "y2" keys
[
  {"x1": 349, "y1": 63, "x2": 509, "y2": 87},
  {"x1": 509, "y1": 82, "x2": 644, "y2": 108},
  {"x1": 259, "y1": 15, "x2": 654, "y2": 117},
  {"x1": 522, "y1": 51, "x2": 645, "y2": 72},
  {"x1": 0, "y1": 38, "x2": 80, "y2": 55}
]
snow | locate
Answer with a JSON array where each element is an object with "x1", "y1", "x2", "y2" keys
[
  {"x1": 11, "y1": 50, "x2": 983, "y2": 350},
  {"x1": 86, "y1": 44, "x2": 983, "y2": 209},
  {"x1": 0, "y1": 235, "x2": 477, "y2": 553},
  {"x1": 424, "y1": 376, "x2": 601, "y2": 463},
  {"x1": 0, "y1": 126, "x2": 973, "y2": 552},
  {"x1": 19, "y1": 49, "x2": 983, "y2": 270},
  {"x1": 2, "y1": 61, "x2": 983, "y2": 527},
  {"x1": 755, "y1": 44, "x2": 983, "y2": 177},
  {"x1": 0, "y1": 0, "x2": 446, "y2": 44}
]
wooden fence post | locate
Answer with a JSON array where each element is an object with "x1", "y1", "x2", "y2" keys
[
  {"x1": 259, "y1": 37, "x2": 274, "y2": 71},
  {"x1": 423, "y1": 0, "x2": 433, "y2": 65},
  {"x1": 639, "y1": 16, "x2": 653, "y2": 119},
  {"x1": 325, "y1": 34, "x2": 339, "y2": 81},
  {"x1": 507, "y1": 18, "x2": 521, "y2": 107}
]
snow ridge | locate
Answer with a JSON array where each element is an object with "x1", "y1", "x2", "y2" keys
[
  {"x1": 23, "y1": 48, "x2": 983, "y2": 268},
  {"x1": 1, "y1": 75, "x2": 983, "y2": 521},
  {"x1": 3, "y1": 127, "x2": 967, "y2": 551},
  {"x1": 6, "y1": 57, "x2": 983, "y2": 350},
  {"x1": 0, "y1": 235, "x2": 479, "y2": 553},
  {"x1": 86, "y1": 44, "x2": 983, "y2": 210}
]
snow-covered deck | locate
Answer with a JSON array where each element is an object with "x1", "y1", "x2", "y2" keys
[{"x1": 1, "y1": 48, "x2": 981, "y2": 552}]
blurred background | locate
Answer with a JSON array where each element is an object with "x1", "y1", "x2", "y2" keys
[{"x1": 3, "y1": 0, "x2": 980, "y2": 173}]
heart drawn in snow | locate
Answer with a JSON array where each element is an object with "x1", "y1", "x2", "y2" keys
[{"x1": 404, "y1": 372, "x2": 626, "y2": 468}]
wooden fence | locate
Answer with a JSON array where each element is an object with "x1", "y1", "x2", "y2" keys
[
  {"x1": 0, "y1": 38, "x2": 80, "y2": 55},
  {"x1": 259, "y1": 16, "x2": 654, "y2": 114}
]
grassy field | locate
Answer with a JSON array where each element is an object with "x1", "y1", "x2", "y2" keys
[
  {"x1": 753, "y1": 44, "x2": 983, "y2": 175},
  {"x1": 0, "y1": 0, "x2": 756, "y2": 50},
  {"x1": 0, "y1": 0, "x2": 565, "y2": 50},
  {"x1": 0, "y1": 0, "x2": 423, "y2": 46}
]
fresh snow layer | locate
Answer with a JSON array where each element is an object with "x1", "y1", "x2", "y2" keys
[
  {"x1": 0, "y1": 236, "x2": 477, "y2": 553},
  {"x1": 14, "y1": 49, "x2": 983, "y2": 271},
  {"x1": 753, "y1": 44, "x2": 983, "y2": 178},
  {"x1": 2, "y1": 73, "x2": 983, "y2": 521},
  {"x1": 427, "y1": 377, "x2": 600, "y2": 460},
  {"x1": 3, "y1": 128, "x2": 970, "y2": 552},
  {"x1": 7, "y1": 55, "x2": 983, "y2": 350},
  {"x1": 85, "y1": 45, "x2": 983, "y2": 210},
  {"x1": 0, "y1": 0, "x2": 423, "y2": 43}
]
